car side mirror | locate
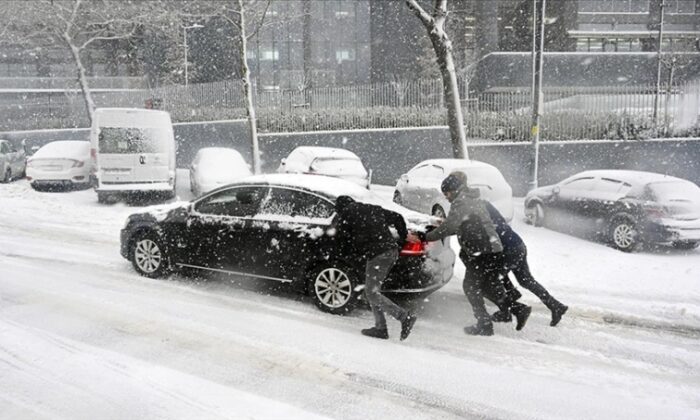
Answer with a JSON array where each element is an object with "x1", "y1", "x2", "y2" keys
[
  {"x1": 552, "y1": 186, "x2": 561, "y2": 195},
  {"x1": 280, "y1": 158, "x2": 287, "y2": 166}
]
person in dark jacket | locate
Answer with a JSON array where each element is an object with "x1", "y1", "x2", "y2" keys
[
  {"x1": 334, "y1": 195, "x2": 417, "y2": 340},
  {"x1": 411, "y1": 173, "x2": 531, "y2": 336},
  {"x1": 483, "y1": 201, "x2": 569, "y2": 327}
]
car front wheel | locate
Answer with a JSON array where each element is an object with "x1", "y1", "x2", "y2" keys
[
  {"x1": 609, "y1": 217, "x2": 639, "y2": 252},
  {"x1": 308, "y1": 263, "x2": 360, "y2": 315},
  {"x1": 525, "y1": 202, "x2": 545, "y2": 226},
  {"x1": 131, "y1": 232, "x2": 170, "y2": 278}
]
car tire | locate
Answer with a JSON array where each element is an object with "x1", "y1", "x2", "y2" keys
[
  {"x1": 97, "y1": 192, "x2": 116, "y2": 204},
  {"x1": 672, "y1": 241, "x2": 699, "y2": 250},
  {"x1": 393, "y1": 190, "x2": 402, "y2": 205},
  {"x1": 130, "y1": 231, "x2": 170, "y2": 278},
  {"x1": 308, "y1": 263, "x2": 360, "y2": 315},
  {"x1": 2, "y1": 168, "x2": 11, "y2": 183},
  {"x1": 432, "y1": 205, "x2": 446, "y2": 219},
  {"x1": 609, "y1": 216, "x2": 639, "y2": 252},
  {"x1": 525, "y1": 202, "x2": 545, "y2": 226}
]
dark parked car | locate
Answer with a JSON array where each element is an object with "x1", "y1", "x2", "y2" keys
[
  {"x1": 524, "y1": 170, "x2": 700, "y2": 252},
  {"x1": 120, "y1": 174, "x2": 455, "y2": 314}
]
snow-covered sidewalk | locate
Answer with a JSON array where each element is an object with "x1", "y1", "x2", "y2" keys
[{"x1": 1, "y1": 177, "x2": 699, "y2": 420}]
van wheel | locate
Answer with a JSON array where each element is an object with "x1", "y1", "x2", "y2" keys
[
  {"x1": 97, "y1": 192, "x2": 116, "y2": 204},
  {"x1": 308, "y1": 263, "x2": 360, "y2": 315}
]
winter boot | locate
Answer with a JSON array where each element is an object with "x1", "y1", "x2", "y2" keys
[
  {"x1": 511, "y1": 303, "x2": 532, "y2": 331},
  {"x1": 549, "y1": 302, "x2": 568, "y2": 327},
  {"x1": 490, "y1": 310, "x2": 513, "y2": 323},
  {"x1": 400, "y1": 314, "x2": 417, "y2": 341},
  {"x1": 464, "y1": 321, "x2": 494, "y2": 336},
  {"x1": 361, "y1": 327, "x2": 389, "y2": 340}
]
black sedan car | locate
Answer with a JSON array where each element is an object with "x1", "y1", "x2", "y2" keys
[
  {"x1": 120, "y1": 174, "x2": 455, "y2": 314},
  {"x1": 524, "y1": 170, "x2": 700, "y2": 251}
]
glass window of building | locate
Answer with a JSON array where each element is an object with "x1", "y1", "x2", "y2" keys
[
  {"x1": 261, "y1": 49, "x2": 279, "y2": 61},
  {"x1": 335, "y1": 49, "x2": 355, "y2": 63}
]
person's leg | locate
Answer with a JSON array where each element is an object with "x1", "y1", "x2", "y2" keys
[
  {"x1": 510, "y1": 244, "x2": 567, "y2": 326},
  {"x1": 363, "y1": 249, "x2": 412, "y2": 338},
  {"x1": 462, "y1": 257, "x2": 493, "y2": 335}
]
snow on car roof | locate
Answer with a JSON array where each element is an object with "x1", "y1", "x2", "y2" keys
[
  {"x1": 572, "y1": 170, "x2": 689, "y2": 186},
  {"x1": 33, "y1": 140, "x2": 90, "y2": 159},
  {"x1": 232, "y1": 173, "x2": 432, "y2": 223},
  {"x1": 196, "y1": 147, "x2": 246, "y2": 161},
  {"x1": 417, "y1": 159, "x2": 498, "y2": 171},
  {"x1": 291, "y1": 146, "x2": 360, "y2": 160}
]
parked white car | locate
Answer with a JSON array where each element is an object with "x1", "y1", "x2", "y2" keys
[
  {"x1": 26, "y1": 141, "x2": 92, "y2": 190},
  {"x1": 0, "y1": 139, "x2": 26, "y2": 183},
  {"x1": 278, "y1": 146, "x2": 371, "y2": 188},
  {"x1": 189, "y1": 147, "x2": 252, "y2": 196},
  {"x1": 393, "y1": 159, "x2": 514, "y2": 221}
]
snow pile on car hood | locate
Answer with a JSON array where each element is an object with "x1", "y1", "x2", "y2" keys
[{"x1": 32, "y1": 141, "x2": 90, "y2": 160}]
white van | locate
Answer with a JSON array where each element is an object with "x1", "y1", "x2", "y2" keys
[{"x1": 91, "y1": 108, "x2": 176, "y2": 203}]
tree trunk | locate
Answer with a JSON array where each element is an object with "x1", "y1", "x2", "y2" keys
[
  {"x1": 405, "y1": 0, "x2": 468, "y2": 159},
  {"x1": 67, "y1": 41, "x2": 96, "y2": 126},
  {"x1": 430, "y1": 32, "x2": 467, "y2": 159},
  {"x1": 235, "y1": 0, "x2": 261, "y2": 174}
]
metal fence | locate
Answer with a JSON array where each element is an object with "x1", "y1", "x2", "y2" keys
[{"x1": 2, "y1": 76, "x2": 699, "y2": 140}]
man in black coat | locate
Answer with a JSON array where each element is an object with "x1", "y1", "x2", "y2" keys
[
  {"x1": 484, "y1": 201, "x2": 568, "y2": 326},
  {"x1": 334, "y1": 195, "x2": 417, "y2": 340}
]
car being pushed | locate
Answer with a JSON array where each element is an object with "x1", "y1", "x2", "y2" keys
[
  {"x1": 120, "y1": 174, "x2": 455, "y2": 314},
  {"x1": 524, "y1": 170, "x2": 700, "y2": 251},
  {"x1": 26, "y1": 140, "x2": 92, "y2": 191},
  {"x1": 394, "y1": 159, "x2": 514, "y2": 221},
  {"x1": 189, "y1": 147, "x2": 252, "y2": 197}
]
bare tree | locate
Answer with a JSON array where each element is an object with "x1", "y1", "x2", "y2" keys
[
  {"x1": 19, "y1": 0, "x2": 145, "y2": 125},
  {"x1": 405, "y1": 0, "x2": 468, "y2": 159}
]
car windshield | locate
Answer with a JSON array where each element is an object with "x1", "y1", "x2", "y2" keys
[
  {"x1": 310, "y1": 157, "x2": 366, "y2": 176},
  {"x1": 99, "y1": 127, "x2": 169, "y2": 154},
  {"x1": 648, "y1": 181, "x2": 700, "y2": 203}
]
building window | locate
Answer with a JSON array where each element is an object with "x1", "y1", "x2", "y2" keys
[
  {"x1": 335, "y1": 49, "x2": 355, "y2": 63},
  {"x1": 666, "y1": 0, "x2": 696, "y2": 14},
  {"x1": 260, "y1": 49, "x2": 279, "y2": 61}
]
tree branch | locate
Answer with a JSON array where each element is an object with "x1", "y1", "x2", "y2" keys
[{"x1": 405, "y1": 0, "x2": 434, "y2": 27}]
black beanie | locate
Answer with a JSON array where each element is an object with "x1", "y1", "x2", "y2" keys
[{"x1": 441, "y1": 174, "x2": 464, "y2": 193}]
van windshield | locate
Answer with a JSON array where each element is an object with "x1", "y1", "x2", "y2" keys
[{"x1": 98, "y1": 127, "x2": 169, "y2": 154}]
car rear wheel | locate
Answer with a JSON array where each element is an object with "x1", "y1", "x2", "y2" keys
[
  {"x1": 393, "y1": 190, "x2": 402, "y2": 205},
  {"x1": 609, "y1": 217, "x2": 639, "y2": 252},
  {"x1": 131, "y1": 232, "x2": 170, "y2": 278},
  {"x1": 308, "y1": 263, "x2": 360, "y2": 315},
  {"x1": 525, "y1": 202, "x2": 545, "y2": 226}
]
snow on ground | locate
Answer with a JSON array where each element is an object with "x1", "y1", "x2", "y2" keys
[{"x1": 0, "y1": 172, "x2": 699, "y2": 420}]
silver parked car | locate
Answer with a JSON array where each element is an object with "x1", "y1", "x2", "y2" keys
[
  {"x1": 278, "y1": 146, "x2": 371, "y2": 189},
  {"x1": 0, "y1": 139, "x2": 26, "y2": 183},
  {"x1": 393, "y1": 159, "x2": 514, "y2": 221}
]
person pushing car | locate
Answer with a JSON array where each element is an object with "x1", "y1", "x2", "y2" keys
[
  {"x1": 409, "y1": 172, "x2": 531, "y2": 336},
  {"x1": 333, "y1": 195, "x2": 417, "y2": 340}
]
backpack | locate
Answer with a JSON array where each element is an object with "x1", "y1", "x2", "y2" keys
[{"x1": 459, "y1": 214, "x2": 497, "y2": 257}]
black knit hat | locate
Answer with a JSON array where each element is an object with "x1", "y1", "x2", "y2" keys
[{"x1": 441, "y1": 174, "x2": 465, "y2": 193}]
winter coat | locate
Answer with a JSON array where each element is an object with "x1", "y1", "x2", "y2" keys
[
  {"x1": 424, "y1": 186, "x2": 503, "y2": 255},
  {"x1": 484, "y1": 201, "x2": 524, "y2": 250},
  {"x1": 333, "y1": 201, "x2": 408, "y2": 260}
]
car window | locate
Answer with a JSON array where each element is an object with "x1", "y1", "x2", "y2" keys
[
  {"x1": 259, "y1": 187, "x2": 335, "y2": 220},
  {"x1": 99, "y1": 127, "x2": 169, "y2": 154},
  {"x1": 596, "y1": 178, "x2": 623, "y2": 193},
  {"x1": 411, "y1": 165, "x2": 443, "y2": 179},
  {"x1": 562, "y1": 177, "x2": 596, "y2": 190},
  {"x1": 194, "y1": 186, "x2": 265, "y2": 217}
]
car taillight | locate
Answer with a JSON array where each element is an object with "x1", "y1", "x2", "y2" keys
[
  {"x1": 644, "y1": 204, "x2": 667, "y2": 219},
  {"x1": 26, "y1": 158, "x2": 34, "y2": 167},
  {"x1": 400, "y1": 241, "x2": 426, "y2": 257}
]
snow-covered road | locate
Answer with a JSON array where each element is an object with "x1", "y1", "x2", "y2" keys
[{"x1": 1, "y1": 174, "x2": 699, "y2": 419}]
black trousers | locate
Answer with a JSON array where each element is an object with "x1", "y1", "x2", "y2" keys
[
  {"x1": 461, "y1": 251, "x2": 515, "y2": 324},
  {"x1": 502, "y1": 243, "x2": 558, "y2": 309}
]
